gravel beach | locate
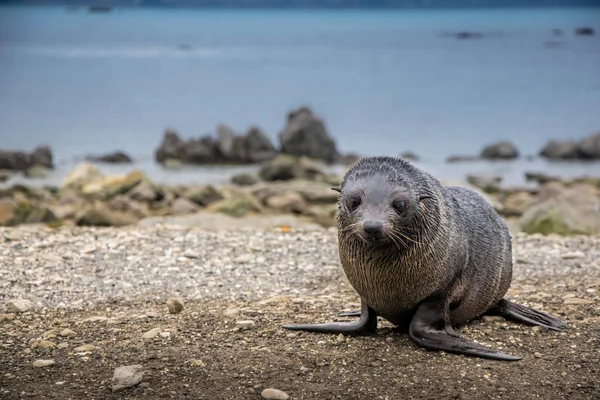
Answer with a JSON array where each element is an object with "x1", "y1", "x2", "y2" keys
[{"x1": 1, "y1": 225, "x2": 599, "y2": 399}]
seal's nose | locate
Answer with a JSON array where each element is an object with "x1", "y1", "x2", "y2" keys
[{"x1": 363, "y1": 220, "x2": 383, "y2": 235}]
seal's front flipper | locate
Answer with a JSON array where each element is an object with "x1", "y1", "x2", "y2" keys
[
  {"x1": 487, "y1": 299, "x2": 565, "y2": 331},
  {"x1": 282, "y1": 299, "x2": 377, "y2": 335},
  {"x1": 337, "y1": 310, "x2": 361, "y2": 317},
  {"x1": 409, "y1": 299, "x2": 522, "y2": 362}
]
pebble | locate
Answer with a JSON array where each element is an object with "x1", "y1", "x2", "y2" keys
[
  {"x1": 59, "y1": 329, "x2": 77, "y2": 337},
  {"x1": 33, "y1": 359, "x2": 55, "y2": 368},
  {"x1": 561, "y1": 251, "x2": 585, "y2": 260},
  {"x1": 261, "y1": 388, "x2": 290, "y2": 400},
  {"x1": 236, "y1": 320, "x2": 256, "y2": 329},
  {"x1": 223, "y1": 308, "x2": 241, "y2": 318},
  {"x1": 5, "y1": 299, "x2": 34, "y2": 313},
  {"x1": 182, "y1": 250, "x2": 200, "y2": 259},
  {"x1": 563, "y1": 298, "x2": 593, "y2": 305},
  {"x1": 189, "y1": 359, "x2": 206, "y2": 367},
  {"x1": 142, "y1": 327, "x2": 162, "y2": 339},
  {"x1": 482, "y1": 315, "x2": 505, "y2": 323},
  {"x1": 534, "y1": 352, "x2": 543, "y2": 358},
  {"x1": 234, "y1": 254, "x2": 253, "y2": 264},
  {"x1": 74, "y1": 344, "x2": 95, "y2": 352},
  {"x1": 79, "y1": 316, "x2": 108, "y2": 324},
  {"x1": 34, "y1": 340, "x2": 56, "y2": 349},
  {"x1": 167, "y1": 297, "x2": 184, "y2": 314},
  {"x1": 112, "y1": 365, "x2": 144, "y2": 392},
  {"x1": 57, "y1": 342, "x2": 69, "y2": 349},
  {"x1": 0, "y1": 314, "x2": 15, "y2": 321}
]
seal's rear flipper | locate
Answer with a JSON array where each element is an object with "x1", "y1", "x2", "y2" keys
[
  {"x1": 282, "y1": 299, "x2": 377, "y2": 335},
  {"x1": 409, "y1": 299, "x2": 522, "y2": 362},
  {"x1": 486, "y1": 299, "x2": 566, "y2": 331}
]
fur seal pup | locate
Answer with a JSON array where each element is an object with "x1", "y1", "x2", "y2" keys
[{"x1": 283, "y1": 156, "x2": 565, "y2": 361}]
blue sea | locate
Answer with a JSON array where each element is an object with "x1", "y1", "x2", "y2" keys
[{"x1": 0, "y1": 6, "x2": 599, "y2": 188}]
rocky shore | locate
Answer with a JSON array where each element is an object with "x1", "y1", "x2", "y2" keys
[
  {"x1": 1, "y1": 150, "x2": 600, "y2": 236},
  {"x1": 0, "y1": 226, "x2": 598, "y2": 399},
  {"x1": 1, "y1": 106, "x2": 600, "y2": 237}
]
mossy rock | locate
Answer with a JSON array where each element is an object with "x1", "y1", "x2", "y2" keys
[
  {"x1": 519, "y1": 196, "x2": 600, "y2": 236},
  {"x1": 231, "y1": 173, "x2": 260, "y2": 186},
  {"x1": 184, "y1": 185, "x2": 224, "y2": 206},
  {"x1": 81, "y1": 170, "x2": 146, "y2": 199},
  {"x1": 207, "y1": 193, "x2": 262, "y2": 218}
]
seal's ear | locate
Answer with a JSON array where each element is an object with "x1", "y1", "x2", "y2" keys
[
  {"x1": 331, "y1": 187, "x2": 341, "y2": 193},
  {"x1": 419, "y1": 195, "x2": 433, "y2": 202}
]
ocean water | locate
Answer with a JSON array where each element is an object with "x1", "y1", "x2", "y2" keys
[{"x1": 0, "y1": 6, "x2": 599, "y2": 187}]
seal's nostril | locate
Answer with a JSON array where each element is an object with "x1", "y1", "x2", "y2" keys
[{"x1": 363, "y1": 220, "x2": 383, "y2": 235}]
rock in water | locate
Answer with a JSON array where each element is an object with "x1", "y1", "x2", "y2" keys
[
  {"x1": 245, "y1": 126, "x2": 276, "y2": 162},
  {"x1": 278, "y1": 106, "x2": 339, "y2": 163},
  {"x1": 30, "y1": 146, "x2": 54, "y2": 168},
  {"x1": 5, "y1": 299, "x2": 35, "y2": 313},
  {"x1": 167, "y1": 297, "x2": 184, "y2": 314},
  {"x1": 86, "y1": 151, "x2": 133, "y2": 164},
  {"x1": 112, "y1": 365, "x2": 143, "y2": 392},
  {"x1": 155, "y1": 129, "x2": 185, "y2": 163},
  {"x1": 539, "y1": 140, "x2": 580, "y2": 160},
  {"x1": 577, "y1": 132, "x2": 600, "y2": 159},
  {"x1": 575, "y1": 27, "x2": 595, "y2": 36},
  {"x1": 480, "y1": 141, "x2": 519, "y2": 159},
  {"x1": 261, "y1": 388, "x2": 290, "y2": 400}
]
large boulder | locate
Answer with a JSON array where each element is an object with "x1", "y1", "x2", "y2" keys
[
  {"x1": 206, "y1": 192, "x2": 262, "y2": 218},
  {"x1": 539, "y1": 140, "x2": 580, "y2": 160},
  {"x1": 80, "y1": 170, "x2": 145, "y2": 199},
  {"x1": 519, "y1": 183, "x2": 600, "y2": 235},
  {"x1": 480, "y1": 141, "x2": 519, "y2": 159},
  {"x1": 76, "y1": 202, "x2": 138, "y2": 227},
  {"x1": 216, "y1": 125, "x2": 275, "y2": 163},
  {"x1": 278, "y1": 107, "x2": 339, "y2": 163},
  {"x1": 577, "y1": 132, "x2": 600, "y2": 159},
  {"x1": 216, "y1": 125, "x2": 239, "y2": 160},
  {"x1": 60, "y1": 163, "x2": 104, "y2": 193},
  {"x1": 182, "y1": 136, "x2": 221, "y2": 164},
  {"x1": 184, "y1": 185, "x2": 224, "y2": 206},
  {"x1": 259, "y1": 154, "x2": 326, "y2": 182}
]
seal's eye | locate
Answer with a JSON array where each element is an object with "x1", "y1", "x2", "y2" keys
[
  {"x1": 349, "y1": 197, "x2": 361, "y2": 211},
  {"x1": 393, "y1": 200, "x2": 407, "y2": 214}
]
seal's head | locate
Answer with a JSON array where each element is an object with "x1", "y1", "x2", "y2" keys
[{"x1": 334, "y1": 156, "x2": 439, "y2": 247}]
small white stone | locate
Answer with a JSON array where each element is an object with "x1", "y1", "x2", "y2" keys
[
  {"x1": 234, "y1": 254, "x2": 253, "y2": 263},
  {"x1": 236, "y1": 320, "x2": 255, "y2": 329},
  {"x1": 5, "y1": 299, "x2": 34, "y2": 314},
  {"x1": 112, "y1": 365, "x2": 143, "y2": 392},
  {"x1": 182, "y1": 250, "x2": 199, "y2": 259},
  {"x1": 59, "y1": 329, "x2": 77, "y2": 337},
  {"x1": 261, "y1": 388, "x2": 290, "y2": 400},
  {"x1": 74, "y1": 344, "x2": 95, "y2": 352},
  {"x1": 33, "y1": 359, "x2": 55, "y2": 368},
  {"x1": 142, "y1": 327, "x2": 162, "y2": 339}
]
